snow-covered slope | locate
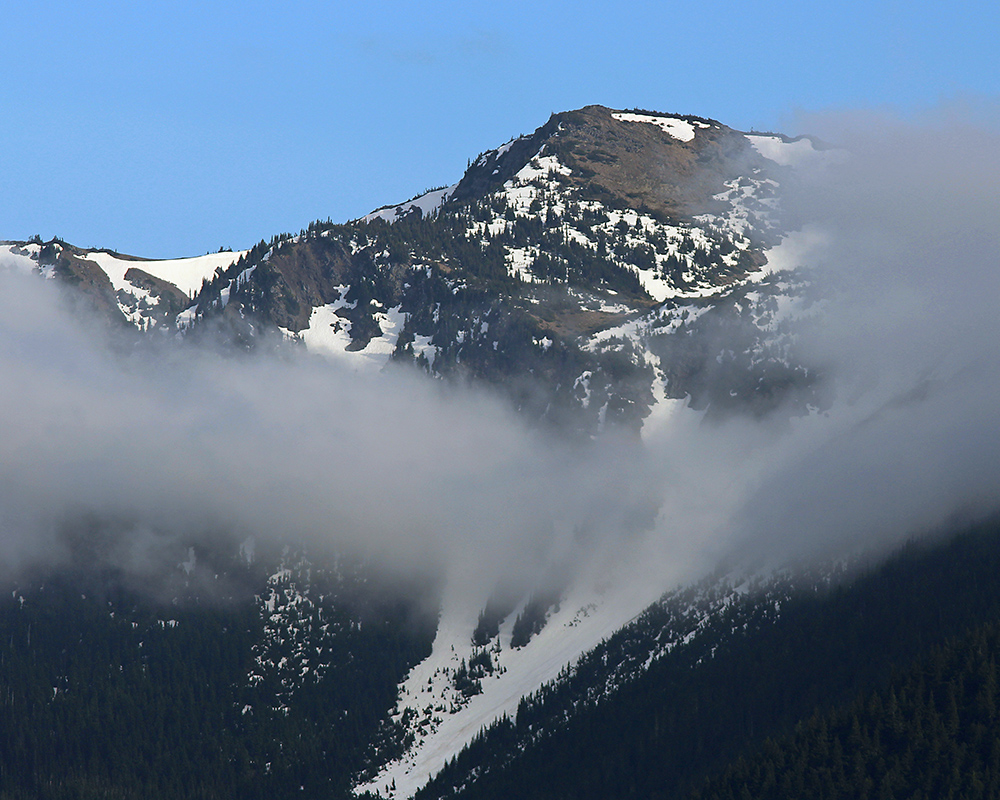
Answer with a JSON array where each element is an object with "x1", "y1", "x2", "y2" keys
[
  {"x1": 354, "y1": 556, "x2": 684, "y2": 798},
  {"x1": 746, "y1": 133, "x2": 823, "y2": 167},
  {"x1": 289, "y1": 291, "x2": 408, "y2": 373},
  {"x1": 1, "y1": 240, "x2": 246, "y2": 328},
  {"x1": 350, "y1": 226, "x2": 822, "y2": 797},
  {"x1": 611, "y1": 110, "x2": 712, "y2": 142},
  {"x1": 363, "y1": 184, "x2": 459, "y2": 223},
  {"x1": 79, "y1": 249, "x2": 246, "y2": 297},
  {"x1": 0, "y1": 241, "x2": 244, "y2": 295},
  {"x1": 0, "y1": 242, "x2": 47, "y2": 274}
]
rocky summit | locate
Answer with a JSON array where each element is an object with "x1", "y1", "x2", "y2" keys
[{"x1": 2, "y1": 105, "x2": 826, "y2": 434}]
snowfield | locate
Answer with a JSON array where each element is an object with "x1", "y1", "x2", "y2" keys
[
  {"x1": 611, "y1": 111, "x2": 712, "y2": 142},
  {"x1": 0, "y1": 243, "x2": 45, "y2": 275},
  {"x1": 286, "y1": 286, "x2": 407, "y2": 372},
  {"x1": 1, "y1": 244, "x2": 248, "y2": 325},
  {"x1": 364, "y1": 184, "x2": 459, "y2": 224},
  {"x1": 354, "y1": 538, "x2": 708, "y2": 800},
  {"x1": 80, "y1": 249, "x2": 247, "y2": 297}
]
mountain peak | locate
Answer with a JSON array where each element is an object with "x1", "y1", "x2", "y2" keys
[
  {"x1": 2, "y1": 104, "x2": 822, "y2": 433},
  {"x1": 433, "y1": 105, "x2": 759, "y2": 224}
]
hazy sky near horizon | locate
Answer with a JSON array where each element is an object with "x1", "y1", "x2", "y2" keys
[{"x1": 3, "y1": 0, "x2": 997, "y2": 258}]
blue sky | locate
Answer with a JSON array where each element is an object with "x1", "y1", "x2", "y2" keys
[{"x1": 3, "y1": 0, "x2": 997, "y2": 258}]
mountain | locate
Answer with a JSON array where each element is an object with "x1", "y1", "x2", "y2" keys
[
  {"x1": 2, "y1": 104, "x2": 990, "y2": 800},
  {"x1": 411, "y1": 516, "x2": 1000, "y2": 800},
  {"x1": 0, "y1": 538, "x2": 439, "y2": 799},
  {"x1": 0, "y1": 239, "x2": 239, "y2": 330},
  {"x1": 3, "y1": 105, "x2": 825, "y2": 434}
]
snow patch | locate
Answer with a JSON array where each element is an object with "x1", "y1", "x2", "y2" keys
[
  {"x1": 511, "y1": 153, "x2": 571, "y2": 184},
  {"x1": 295, "y1": 288, "x2": 407, "y2": 372},
  {"x1": 0, "y1": 243, "x2": 44, "y2": 275},
  {"x1": 364, "y1": 184, "x2": 459, "y2": 224},
  {"x1": 82, "y1": 250, "x2": 246, "y2": 297},
  {"x1": 612, "y1": 112, "x2": 707, "y2": 143},
  {"x1": 761, "y1": 225, "x2": 828, "y2": 275},
  {"x1": 354, "y1": 552, "x2": 698, "y2": 800},
  {"x1": 746, "y1": 134, "x2": 820, "y2": 167}
]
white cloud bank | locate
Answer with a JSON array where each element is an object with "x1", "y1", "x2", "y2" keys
[{"x1": 0, "y1": 101, "x2": 998, "y2": 597}]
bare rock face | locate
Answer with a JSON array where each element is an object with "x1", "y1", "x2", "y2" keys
[{"x1": 41, "y1": 241, "x2": 128, "y2": 325}]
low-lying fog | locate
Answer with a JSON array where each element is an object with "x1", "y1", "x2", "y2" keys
[{"x1": 1, "y1": 102, "x2": 998, "y2": 600}]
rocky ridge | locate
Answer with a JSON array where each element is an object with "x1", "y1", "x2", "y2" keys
[{"x1": 2, "y1": 105, "x2": 826, "y2": 432}]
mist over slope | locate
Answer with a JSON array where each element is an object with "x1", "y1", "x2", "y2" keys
[
  {"x1": 1, "y1": 101, "x2": 998, "y2": 608},
  {"x1": 1, "y1": 101, "x2": 998, "y2": 799},
  {"x1": 0, "y1": 268, "x2": 568, "y2": 579},
  {"x1": 731, "y1": 104, "x2": 1000, "y2": 563}
]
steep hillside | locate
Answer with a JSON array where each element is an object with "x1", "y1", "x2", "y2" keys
[
  {"x1": 694, "y1": 617, "x2": 1000, "y2": 799},
  {"x1": 414, "y1": 518, "x2": 1000, "y2": 800},
  {"x1": 0, "y1": 104, "x2": 850, "y2": 800},
  {"x1": 3, "y1": 105, "x2": 824, "y2": 434},
  {"x1": 0, "y1": 239, "x2": 245, "y2": 329},
  {"x1": 0, "y1": 537, "x2": 437, "y2": 800}
]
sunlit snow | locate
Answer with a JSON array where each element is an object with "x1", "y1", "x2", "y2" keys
[
  {"x1": 0, "y1": 243, "x2": 44, "y2": 275},
  {"x1": 354, "y1": 540, "x2": 708, "y2": 800},
  {"x1": 364, "y1": 184, "x2": 459, "y2": 224},
  {"x1": 611, "y1": 111, "x2": 710, "y2": 143},
  {"x1": 292, "y1": 286, "x2": 406, "y2": 372},
  {"x1": 82, "y1": 249, "x2": 246, "y2": 297},
  {"x1": 746, "y1": 134, "x2": 820, "y2": 167}
]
